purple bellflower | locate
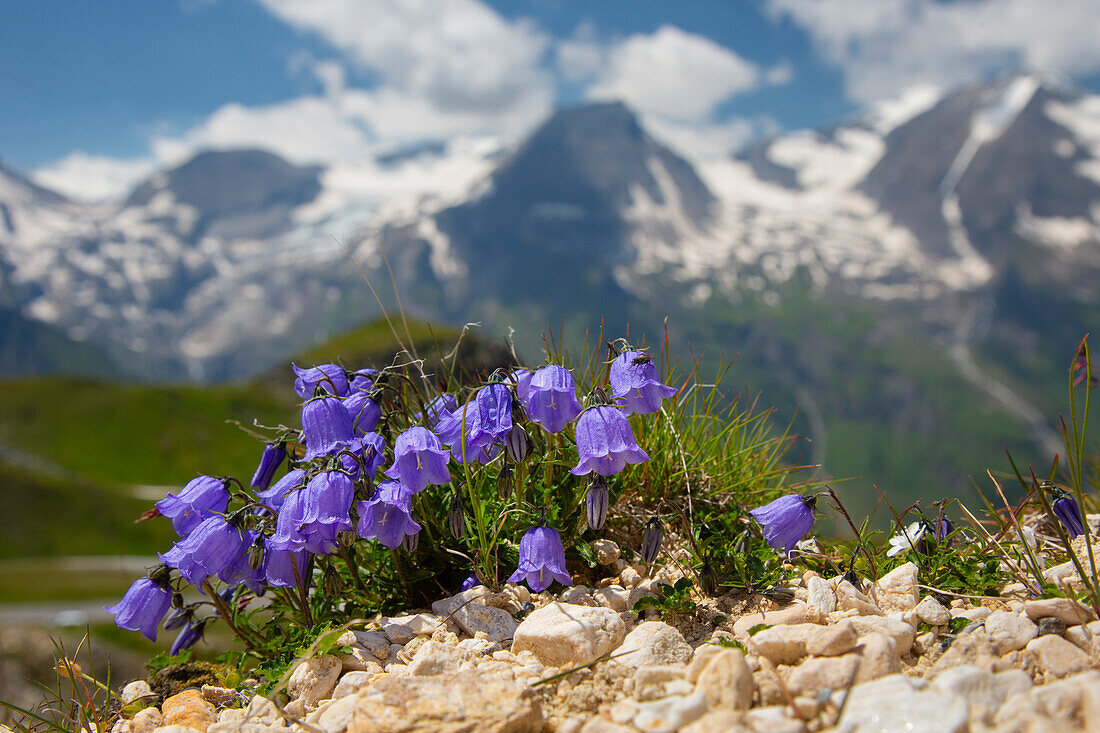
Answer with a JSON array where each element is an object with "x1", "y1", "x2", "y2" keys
[
  {"x1": 106, "y1": 577, "x2": 172, "y2": 642},
  {"x1": 302, "y1": 395, "x2": 355, "y2": 460},
  {"x1": 524, "y1": 365, "x2": 583, "y2": 433},
  {"x1": 507, "y1": 525, "x2": 572, "y2": 593},
  {"x1": 357, "y1": 480, "x2": 421, "y2": 549},
  {"x1": 343, "y1": 391, "x2": 382, "y2": 436},
  {"x1": 749, "y1": 494, "x2": 817, "y2": 556},
  {"x1": 250, "y1": 443, "x2": 286, "y2": 492},
  {"x1": 349, "y1": 368, "x2": 378, "y2": 393},
  {"x1": 170, "y1": 619, "x2": 206, "y2": 656},
  {"x1": 1053, "y1": 495, "x2": 1085, "y2": 538},
  {"x1": 570, "y1": 405, "x2": 650, "y2": 476},
  {"x1": 510, "y1": 369, "x2": 534, "y2": 401},
  {"x1": 217, "y1": 530, "x2": 266, "y2": 594},
  {"x1": 264, "y1": 547, "x2": 312, "y2": 588},
  {"x1": 460, "y1": 573, "x2": 482, "y2": 591},
  {"x1": 342, "y1": 432, "x2": 386, "y2": 480},
  {"x1": 437, "y1": 384, "x2": 512, "y2": 463},
  {"x1": 256, "y1": 468, "x2": 306, "y2": 513},
  {"x1": 609, "y1": 351, "x2": 677, "y2": 416},
  {"x1": 268, "y1": 471, "x2": 355, "y2": 555},
  {"x1": 418, "y1": 393, "x2": 458, "y2": 429},
  {"x1": 586, "y1": 477, "x2": 609, "y2": 531},
  {"x1": 386, "y1": 426, "x2": 451, "y2": 493},
  {"x1": 292, "y1": 363, "x2": 349, "y2": 398},
  {"x1": 159, "y1": 515, "x2": 251, "y2": 588},
  {"x1": 156, "y1": 476, "x2": 230, "y2": 536}
]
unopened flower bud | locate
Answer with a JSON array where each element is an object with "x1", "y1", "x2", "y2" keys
[
  {"x1": 505, "y1": 425, "x2": 531, "y2": 463},
  {"x1": 448, "y1": 495, "x2": 466, "y2": 540},
  {"x1": 497, "y1": 464, "x2": 514, "y2": 500},
  {"x1": 586, "y1": 477, "x2": 609, "y2": 531},
  {"x1": 401, "y1": 529, "x2": 420, "y2": 554},
  {"x1": 248, "y1": 538, "x2": 266, "y2": 572},
  {"x1": 322, "y1": 566, "x2": 341, "y2": 596},
  {"x1": 162, "y1": 607, "x2": 193, "y2": 632},
  {"x1": 640, "y1": 516, "x2": 663, "y2": 564}
]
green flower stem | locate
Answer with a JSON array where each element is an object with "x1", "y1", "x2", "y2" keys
[{"x1": 202, "y1": 581, "x2": 265, "y2": 653}]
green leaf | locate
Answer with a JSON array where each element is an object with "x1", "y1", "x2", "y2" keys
[{"x1": 748, "y1": 623, "x2": 772, "y2": 636}]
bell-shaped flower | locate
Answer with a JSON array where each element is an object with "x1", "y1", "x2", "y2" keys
[
  {"x1": 268, "y1": 471, "x2": 355, "y2": 555},
  {"x1": 264, "y1": 547, "x2": 312, "y2": 588},
  {"x1": 256, "y1": 468, "x2": 306, "y2": 513},
  {"x1": 292, "y1": 363, "x2": 349, "y2": 398},
  {"x1": 609, "y1": 351, "x2": 677, "y2": 415},
  {"x1": 250, "y1": 443, "x2": 286, "y2": 491},
  {"x1": 438, "y1": 385, "x2": 512, "y2": 463},
  {"x1": 343, "y1": 391, "x2": 382, "y2": 436},
  {"x1": 301, "y1": 395, "x2": 355, "y2": 460},
  {"x1": 640, "y1": 516, "x2": 663, "y2": 563},
  {"x1": 342, "y1": 432, "x2": 386, "y2": 480},
  {"x1": 217, "y1": 530, "x2": 266, "y2": 594},
  {"x1": 570, "y1": 406, "x2": 650, "y2": 476},
  {"x1": 507, "y1": 526, "x2": 572, "y2": 593},
  {"x1": 356, "y1": 480, "x2": 421, "y2": 549},
  {"x1": 750, "y1": 495, "x2": 817, "y2": 556},
  {"x1": 460, "y1": 573, "x2": 482, "y2": 591},
  {"x1": 156, "y1": 476, "x2": 229, "y2": 536},
  {"x1": 386, "y1": 427, "x2": 450, "y2": 493},
  {"x1": 524, "y1": 365, "x2": 582, "y2": 433},
  {"x1": 105, "y1": 577, "x2": 172, "y2": 641},
  {"x1": 349, "y1": 368, "x2": 378, "y2": 393},
  {"x1": 510, "y1": 369, "x2": 534, "y2": 401},
  {"x1": 418, "y1": 393, "x2": 457, "y2": 429},
  {"x1": 1053, "y1": 496, "x2": 1085, "y2": 538},
  {"x1": 170, "y1": 619, "x2": 206, "y2": 657},
  {"x1": 159, "y1": 515, "x2": 251, "y2": 588}
]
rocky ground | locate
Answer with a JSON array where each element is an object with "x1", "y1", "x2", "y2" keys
[{"x1": 75, "y1": 539, "x2": 1100, "y2": 733}]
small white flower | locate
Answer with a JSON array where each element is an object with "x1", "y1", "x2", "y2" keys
[
  {"x1": 793, "y1": 537, "x2": 820, "y2": 555},
  {"x1": 886, "y1": 521, "x2": 927, "y2": 557}
]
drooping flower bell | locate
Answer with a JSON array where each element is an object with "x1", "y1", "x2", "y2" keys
[
  {"x1": 170, "y1": 618, "x2": 207, "y2": 657},
  {"x1": 217, "y1": 530, "x2": 266, "y2": 594},
  {"x1": 343, "y1": 391, "x2": 382, "y2": 436},
  {"x1": 510, "y1": 369, "x2": 534, "y2": 401},
  {"x1": 342, "y1": 432, "x2": 387, "y2": 480},
  {"x1": 292, "y1": 363, "x2": 349, "y2": 398},
  {"x1": 264, "y1": 547, "x2": 312, "y2": 588},
  {"x1": 268, "y1": 470, "x2": 355, "y2": 555},
  {"x1": 524, "y1": 365, "x2": 583, "y2": 433},
  {"x1": 438, "y1": 384, "x2": 512, "y2": 463},
  {"x1": 749, "y1": 495, "x2": 817, "y2": 556},
  {"x1": 504, "y1": 425, "x2": 531, "y2": 463},
  {"x1": 418, "y1": 393, "x2": 457, "y2": 429},
  {"x1": 250, "y1": 442, "x2": 286, "y2": 492},
  {"x1": 570, "y1": 405, "x2": 650, "y2": 476},
  {"x1": 301, "y1": 395, "x2": 355, "y2": 460},
  {"x1": 356, "y1": 481, "x2": 421, "y2": 549},
  {"x1": 507, "y1": 525, "x2": 572, "y2": 593},
  {"x1": 255, "y1": 468, "x2": 306, "y2": 513},
  {"x1": 609, "y1": 350, "x2": 677, "y2": 416},
  {"x1": 349, "y1": 368, "x2": 378, "y2": 393},
  {"x1": 586, "y1": 476, "x2": 609, "y2": 531},
  {"x1": 159, "y1": 515, "x2": 251, "y2": 588},
  {"x1": 156, "y1": 476, "x2": 230, "y2": 536},
  {"x1": 460, "y1": 573, "x2": 482, "y2": 591},
  {"x1": 105, "y1": 576, "x2": 172, "y2": 641},
  {"x1": 640, "y1": 516, "x2": 663, "y2": 564},
  {"x1": 1052, "y1": 494, "x2": 1085, "y2": 538},
  {"x1": 385, "y1": 426, "x2": 451, "y2": 493}
]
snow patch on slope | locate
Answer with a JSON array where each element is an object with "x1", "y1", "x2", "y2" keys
[{"x1": 1046, "y1": 96, "x2": 1100, "y2": 184}]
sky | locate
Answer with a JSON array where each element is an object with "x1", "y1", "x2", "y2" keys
[{"x1": 3, "y1": 0, "x2": 1100, "y2": 202}]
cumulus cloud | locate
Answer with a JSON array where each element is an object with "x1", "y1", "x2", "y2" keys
[
  {"x1": 586, "y1": 25, "x2": 761, "y2": 121},
  {"x1": 32, "y1": 152, "x2": 157, "y2": 203},
  {"x1": 767, "y1": 0, "x2": 1100, "y2": 102}
]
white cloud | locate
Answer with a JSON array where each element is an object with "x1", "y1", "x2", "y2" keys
[
  {"x1": 768, "y1": 0, "x2": 1100, "y2": 102},
  {"x1": 32, "y1": 152, "x2": 157, "y2": 202},
  {"x1": 586, "y1": 25, "x2": 761, "y2": 121},
  {"x1": 556, "y1": 22, "x2": 605, "y2": 83},
  {"x1": 641, "y1": 115, "x2": 766, "y2": 160}
]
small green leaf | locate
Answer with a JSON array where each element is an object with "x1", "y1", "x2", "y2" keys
[{"x1": 748, "y1": 623, "x2": 772, "y2": 636}]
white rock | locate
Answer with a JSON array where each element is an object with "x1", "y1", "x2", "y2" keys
[
  {"x1": 806, "y1": 576, "x2": 837, "y2": 615},
  {"x1": 845, "y1": 615, "x2": 916, "y2": 654},
  {"x1": 985, "y1": 610, "x2": 1038, "y2": 654},
  {"x1": 872, "y1": 562, "x2": 919, "y2": 614},
  {"x1": 1024, "y1": 597, "x2": 1097, "y2": 627},
  {"x1": 744, "y1": 705, "x2": 810, "y2": 733},
  {"x1": 286, "y1": 655, "x2": 340, "y2": 707},
  {"x1": 451, "y1": 601, "x2": 517, "y2": 642},
  {"x1": 129, "y1": 708, "x2": 162, "y2": 733},
  {"x1": 512, "y1": 602, "x2": 626, "y2": 667},
  {"x1": 621, "y1": 566, "x2": 643, "y2": 588},
  {"x1": 839, "y1": 675, "x2": 968, "y2": 733},
  {"x1": 632, "y1": 691, "x2": 707, "y2": 733},
  {"x1": 732, "y1": 601, "x2": 823, "y2": 637},
  {"x1": 593, "y1": 585, "x2": 635, "y2": 613},
  {"x1": 332, "y1": 670, "x2": 374, "y2": 699},
  {"x1": 592, "y1": 539, "x2": 621, "y2": 565},
  {"x1": 1025, "y1": 634, "x2": 1092, "y2": 678},
  {"x1": 693, "y1": 649, "x2": 753, "y2": 710},
  {"x1": 914, "y1": 595, "x2": 951, "y2": 626},
  {"x1": 406, "y1": 640, "x2": 474, "y2": 676},
  {"x1": 853, "y1": 632, "x2": 900, "y2": 683},
  {"x1": 613, "y1": 622, "x2": 693, "y2": 669},
  {"x1": 381, "y1": 621, "x2": 416, "y2": 645},
  {"x1": 1064, "y1": 623, "x2": 1092, "y2": 654},
  {"x1": 928, "y1": 666, "x2": 1032, "y2": 724},
  {"x1": 560, "y1": 585, "x2": 594, "y2": 604},
  {"x1": 750, "y1": 621, "x2": 857, "y2": 665},
  {"x1": 351, "y1": 630, "x2": 392, "y2": 660},
  {"x1": 633, "y1": 665, "x2": 692, "y2": 701},
  {"x1": 431, "y1": 586, "x2": 492, "y2": 618},
  {"x1": 382, "y1": 612, "x2": 442, "y2": 636},
  {"x1": 784, "y1": 653, "x2": 860, "y2": 697},
  {"x1": 121, "y1": 680, "x2": 153, "y2": 705}
]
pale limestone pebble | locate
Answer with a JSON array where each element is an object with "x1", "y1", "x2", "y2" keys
[
  {"x1": 844, "y1": 614, "x2": 916, "y2": 654},
  {"x1": 783, "y1": 653, "x2": 860, "y2": 698},
  {"x1": 111, "y1": 720, "x2": 129, "y2": 733},
  {"x1": 161, "y1": 689, "x2": 217, "y2": 731},
  {"x1": 930, "y1": 631, "x2": 1006, "y2": 677},
  {"x1": 455, "y1": 634, "x2": 501, "y2": 655},
  {"x1": 406, "y1": 640, "x2": 476, "y2": 676},
  {"x1": 304, "y1": 693, "x2": 359, "y2": 733},
  {"x1": 332, "y1": 670, "x2": 375, "y2": 699},
  {"x1": 512, "y1": 602, "x2": 626, "y2": 667},
  {"x1": 631, "y1": 690, "x2": 707, "y2": 733},
  {"x1": 201, "y1": 685, "x2": 240, "y2": 709},
  {"x1": 612, "y1": 622, "x2": 693, "y2": 670},
  {"x1": 620, "y1": 566, "x2": 643, "y2": 588},
  {"x1": 149, "y1": 726, "x2": 207, "y2": 733},
  {"x1": 871, "y1": 562, "x2": 920, "y2": 614},
  {"x1": 351, "y1": 630, "x2": 391, "y2": 660},
  {"x1": 339, "y1": 648, "x2": 385, "y2": 674},
  {"x1": 749, "y1": 620, "x2": 858, "y2": 665},
  {"x1": 1032, "y1": 671, "x2": 1100, "y2": 728},
  {"x1": 633, "y1": 665, "x2": 693, "y2": 701},
  {"x1": 837, "y1": 674, "x2": 970, "y2": 733},
  {"x1": 806, "y1": 575, "x2": 837, "y2": 615},
  {"x1": 685, "y1": 644, "x2": 725, "y2": 683},
  {"x1": 592, "y1": 539, "x2": 621, "y2": 565},
  {"x1": 450, "y1": 599, "x2": 517, "y2": 642},
  {"x1": 928, "y1": 666, "x2": 1032, "y2": 725},
  {"x1": 286, "y1": 654, "x2": 341, "y2": 708},
  {"x1": 679, "y1": 710, "x2": 751, "y2": 733},
  {"x1": 743, "y1": 705, "x2": 808, "y2": 733},
  {"x1": 993, "y1": 689, "x2": 1059, "y2": 733},
  {"x1": 430, "y1": 585, "x2": 492, "y2": 617},
  {"x1": 429, "y1": 622, "x2": 461, "y2": 646},
  {"x1": 580, "y1": 718, "x2": 637, "y2": 733},
  {"x1": 1024, "y1": 634, "x2": 1092, "y2": 679},
  {"x1": 129, "y1": 708, "x2": 163, "y2": 733},
  {"x1": 694, "y1": 649, "x2": 754, "y2": 710},
  {"x1": 914, "y1": 595, "x2": 952, "y2": 626},
  {"x1": 853, "y1": 632, "x2": 900, "y2": 684},
  {"x1": 557, "y1": 716, "x2": 585, "y2": 733},
  {"x1": 951, "y1": 606, "x2": 992, "y2": 624},
  {"x1": 592, "y1": 585, "x2": 635, "y2": 612},
  {"x1": 121, "y1": 680, "x2": 154, "y2": 705},
  {"x1": 560, "y1": 585, "x2": 595, "y2": 605},
  {"x1": 732, "y1": 601, "x2": 823, "y2": 638},
  {"x1": 985, "y1": 610, "x2": 1039, "y2": 654},
  {"x1": 914, "y1": 631, "x2": 937, "y2": 655},
  {"x1": 1023, "y1": 597, "x2": 1097, "y2": 627},
  {"x1": 507, "y1": 583, "x2": 531, "y2": 605},
  {"x1": 340, "y1": 670, "x2": 542, "y2": 733},
  {"x1": 1043, "y1": 560, "x2": 1080, "y2": 585},
  {"x1": 1063, "y1": 624, "x2": 1093, "y2": 654},
  {"x1": 382, "y1": 612, "x2": 442, "y2": 636},
  {"x1": 380, "y1": 621, "x2": 415, "y2": 645}
]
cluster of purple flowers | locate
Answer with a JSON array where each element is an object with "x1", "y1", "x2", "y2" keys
[{"x1": 107, "y1": 348, "x2": 682, "y2": 647}]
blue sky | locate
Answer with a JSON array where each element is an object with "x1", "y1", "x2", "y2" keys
[{"x1": 4, "y1": 0, "x2": 1099, "y2": 200}]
